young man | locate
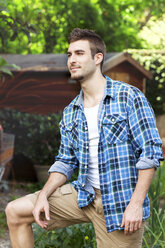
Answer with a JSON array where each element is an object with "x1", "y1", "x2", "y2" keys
[{"x1": 6, "y1": 28, "x2": 163, "y2": 248}]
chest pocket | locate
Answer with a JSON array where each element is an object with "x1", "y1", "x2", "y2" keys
[
  {"x1": 102, "y1": 114, "x2": 128, "y2": 144},
  {"x1": 65, "y1": 120, "x2": 79, "y2": 149}
]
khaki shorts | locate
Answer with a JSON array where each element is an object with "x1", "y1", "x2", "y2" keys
[{"x1": 27, "y1": 184, "x2": 144, "y2": 248}]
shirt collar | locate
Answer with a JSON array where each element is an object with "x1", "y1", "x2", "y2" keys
[
  {"x1": 74, "y1": 76, "x2": 116, "y2": 107},
  {"x1": 104, "y1": 75, "x2": 116, "y2": 100}
]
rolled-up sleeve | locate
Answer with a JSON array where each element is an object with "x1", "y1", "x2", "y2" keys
[
  {"x1": 49, "y1": 119, "x2": 78, "y2": 180},
  {"x1": 128, "y1": 89, "x2": 164, "y2": 169}
]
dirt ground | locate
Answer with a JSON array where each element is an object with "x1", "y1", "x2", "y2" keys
[{"x1": 0, "y1": 182, "x2": 29, "y2": 248}]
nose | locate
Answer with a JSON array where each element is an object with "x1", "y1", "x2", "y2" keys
[{"x1": 68, "y1": 54, "x2": 77, "y2": 64}]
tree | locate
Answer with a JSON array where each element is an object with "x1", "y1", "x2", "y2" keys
[
  {"x1": 0, "y1": 0, "x2": 37, "y2": 53},
  {"x1": 0, "y1": 0, "x2": 104, "y2": 53},
  {"x1": 139, "y1": 15, "x2": 165, "y2": 49},
  {"x1": 96, "y1": 0, "x2": 165, "y2": 50},
  {"x1": 1, "y1": 0, "x2": 165, "y2": 54}
]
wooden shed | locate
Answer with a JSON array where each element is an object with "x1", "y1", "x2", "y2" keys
[{"x1": 0, "y1": 52, "x2": 152, "y2": 115}]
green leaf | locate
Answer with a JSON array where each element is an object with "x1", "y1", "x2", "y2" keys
[
  {"x1": 0, "y1": 57, "x2": 7, "y2": 67},
  {"x1": 0, "y1": 67, "x2": 13, "y2": 76},
  {"x1": 6, "y1": 64, "x2": 20, "y2": 70}
]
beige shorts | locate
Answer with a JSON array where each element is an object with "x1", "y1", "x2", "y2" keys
[{"x1": 27, "y1": 184, "x2": 144, "y2": 248}]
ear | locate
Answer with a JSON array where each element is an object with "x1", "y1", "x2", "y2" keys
[{"x1": 94, "y1": 53, "x2": 104, "y2": 66}]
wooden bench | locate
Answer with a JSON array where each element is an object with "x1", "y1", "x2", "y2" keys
[{"x1": 0, "y1": 128, "x2": 15, "y2": 181}]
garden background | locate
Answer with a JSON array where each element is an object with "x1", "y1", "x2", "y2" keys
[{"x1": 0, "y1": 0, "x2": 165, "y2": 247}]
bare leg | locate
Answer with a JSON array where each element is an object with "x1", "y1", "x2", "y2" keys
[{"x1": 5, "y1": 195, "x2": 35, "y2": 248}]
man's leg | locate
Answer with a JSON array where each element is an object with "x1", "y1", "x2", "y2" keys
[
  {"x1": 5, "y1": 195, "x2": 35, "y2": 248},
  {"x1": 5, "y1": 184, "x2": 90, "y2": 248},
  {"x1": 83, "y1": 188, "x2": 144, "y2": 248},
  {"x1": 43, "y1": 184, "x2": 90, "y2": 230},
  {"x1": 93, "y1": 215, "x2": 144, "y2": 248}
]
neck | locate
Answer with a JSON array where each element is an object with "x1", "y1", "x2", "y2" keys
[{"x1": 80, "y1": 70, "x2": 106, "y2": 108}]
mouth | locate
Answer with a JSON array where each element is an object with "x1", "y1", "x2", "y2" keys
[{"x1": 70, "y1": 66, "x2": 81, "y2": 72}]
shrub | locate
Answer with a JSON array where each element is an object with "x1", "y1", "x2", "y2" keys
[
  {"x1": 0, "y1": 108, "x2": 61, "y2": 165},
  {"x1": 33, "y1": 223, "x2": 96, "y2": 248}
]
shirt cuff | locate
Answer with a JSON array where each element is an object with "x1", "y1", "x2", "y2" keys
[
  {"x1": 136, "y1": 157, "x2": 160, "y2": 170},
  {"x1": 48, "y1": 161, "x2": 74, "y2": 180}
]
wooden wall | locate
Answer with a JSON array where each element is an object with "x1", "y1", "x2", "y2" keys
[
  {"x1": 105, "y1": 61, "x2": 144, "y2": 93},
  {"x1": 0, "y1": 71, "x2": 80, "y2": 115},
  {"x1": 0, "y1": 63, "x2": 145, "y2": 115}
]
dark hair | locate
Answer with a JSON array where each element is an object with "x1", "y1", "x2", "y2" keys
[{"x1": 68, "y1": 28, "x2": 106, "y2": 72}]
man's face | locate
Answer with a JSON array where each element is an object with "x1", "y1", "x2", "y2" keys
[{"x1": 67, "y1": 40, "x2": 96, "y2": 81}]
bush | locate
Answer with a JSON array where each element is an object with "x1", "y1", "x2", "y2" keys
[
  {"x1": 0, "y1": 108, "x2": 61, "y2": 165},
  {"x1": 33, "y1": 223, "x2": 96, "y2": 248}
]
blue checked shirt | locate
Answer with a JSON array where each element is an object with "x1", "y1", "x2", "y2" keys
[{"x1": 49, "y1": 76, "x2": 163, "y2": 232}]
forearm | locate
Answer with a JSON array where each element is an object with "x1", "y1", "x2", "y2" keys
[
  {"x1": 130, "y1": 168, "x2": 155, "y2": 206},
  {"x1": 39, "y1": 172, "x2": 67, "y2": 199},
  {"x1": 33, "y1": 172, "x2": 66, "y2": 228},
  {"x1": 121, "y1": 167, "x2": 155, "y2": 234}
]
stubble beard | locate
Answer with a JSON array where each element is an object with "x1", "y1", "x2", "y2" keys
[{"x1": 70, "y1": 73, "x2": 84, "y2": 82}]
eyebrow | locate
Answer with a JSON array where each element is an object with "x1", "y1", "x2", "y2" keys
[{"x1": 67, "y1": 49, "x2": 85, "y2": 55}]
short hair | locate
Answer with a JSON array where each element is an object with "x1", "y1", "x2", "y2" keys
[{"x1": 68, "y1": 28, "x2": 106, "y2": 72}]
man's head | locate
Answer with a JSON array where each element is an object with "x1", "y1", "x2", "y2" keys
[{"x1": 68, "y1": 28, "x2": 106, "y2": 73}]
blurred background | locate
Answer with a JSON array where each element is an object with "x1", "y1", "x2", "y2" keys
[{"x1": 0, "y1": 0, "x2": 165, "y2": 247}]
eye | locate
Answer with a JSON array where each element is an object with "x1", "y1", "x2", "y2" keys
[{"x1": 77, "y1": 52, "x2": 84, "y2": 55}]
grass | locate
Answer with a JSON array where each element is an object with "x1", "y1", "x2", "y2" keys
[
  {"x1": 142, "y1": 162, "x2": 165, "y2": 248},
  {"x1": 0, "y1": 211, "x2": 8, "y2": 238}
]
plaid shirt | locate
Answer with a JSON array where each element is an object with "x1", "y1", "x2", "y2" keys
[{"x1": 49, "y1": 76, "x2": 163, "y2": 232}]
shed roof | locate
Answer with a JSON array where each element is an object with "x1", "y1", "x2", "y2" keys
[
  {"x1": 104, "y1": 52, "x2": 152, "y2": 79},
  {"x1": 2, "y1": 52, "x2": 152, "y2": 79},
  {"x1": 2, "y1": 54, "x2": 68, "y2": 72}
]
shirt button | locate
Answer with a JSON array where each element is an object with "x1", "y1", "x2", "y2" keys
[
  {"x1": 86, "y1": 146, "x2": 89, "y2": 150},
  {"x1": 111, "y1": 117, "x2": 115, "y2": 123},
  {"x1": 85, "y1": 127, "x2": 88, "y2": 131},
  {"x1": 85, "y1": 165, "x2": 87, "y2": 169},
  {"x1": 82, "y1": 184, "x2": 85, "y2": 188}
]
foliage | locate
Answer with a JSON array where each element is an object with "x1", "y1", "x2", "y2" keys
[
  {"x1": 0, "y1": 0, "x2": 165, "y2": 54},
  {"x1": 143, "y1": 163, "x2": 165, "y2": 247},
  {"x1": 33, "y1": 223, "x2": 96, "y2": 248},
  {"x1": 0, "y1": 1, "x2": 38, "y2": 53},
  {"x1": 128, "y1": 49, "x2": 165, "y2": 115},
  {"x1": 139, "y1": 15, "x2": 165, "y2": 50},
  {"x1": 0, "y1": 212, "x2": 7, "y2": 238},
  {"x1": 0, "y1": 55, "x2": 20, "y2": 81},
  {"x1": 0, "y1": 108, "x2": 61, "y2": 165},
  {"x1": 23, "y1": 182, "x2": 44, "y2": 193}
]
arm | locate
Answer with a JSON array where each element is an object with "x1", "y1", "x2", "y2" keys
[
  {"x1": 32, "y1": 172, "x2": 67, "y2": 228},
  {"x1": 127, "y1": 89, "x2": 163, "y2": 168},
  {"x1": 33, "y1": 117, "x2": 78, "y2": 228},
  {"x1": 121, "y1": 89, "x2": 163, "y2": 235},
  {"x1": 121, "y1": 168, "x2": 155, "y2": 234}
]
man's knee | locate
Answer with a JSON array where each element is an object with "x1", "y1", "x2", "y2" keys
[
  {"x1": 5, "y1": 197, "x2": 34, "y2": 226},
  {"x1": 5, "y1": 200, "x2": 20, "y2": 226}
]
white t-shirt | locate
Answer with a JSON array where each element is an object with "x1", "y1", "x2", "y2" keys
[{"x1": 84, "y1": 104, "x2": 100, "y2": 189}]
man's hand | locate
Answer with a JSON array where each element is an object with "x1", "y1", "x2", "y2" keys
[
  {"x1": 120, "y1": 202, "x2": 143, "y2": 235},
  {"x1": 32, "y1": 172, "x2": 67, "y2": 229},
  {"x1": 32, "y1": 194, "x2": 50, "y2": 229},
  {"x1": 120, "y1": 168, "x2": 155, "y2": 235}
]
